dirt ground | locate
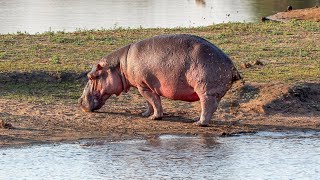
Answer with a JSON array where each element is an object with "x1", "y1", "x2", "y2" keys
[
  {"x1": 266, "y1": 6, "x2": 320, "y2": 22},
  {"x1": 1, "y1": 81, "x2": 319, "y2": 147}
]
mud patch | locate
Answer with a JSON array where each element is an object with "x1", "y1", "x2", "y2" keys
[
  {"x1": 227, "y1": 82, "x2": 320, "y2": 116},
  {"x1": 265, "y1": 83, "x2": 320, "y2": 115}
]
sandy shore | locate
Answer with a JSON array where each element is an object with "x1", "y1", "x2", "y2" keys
[
  {"x1": 1, "y1": 82, "x2": 319, "y2": 147},
  {"x1": 266, "y1": 7, "x2": 320, "y2": 22}
]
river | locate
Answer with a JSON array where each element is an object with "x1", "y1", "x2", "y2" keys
[
  {"x1": 0, "y1": 0, "x2": 319, "y2": 34},
  {"x1": 1, "y1": 132, "x2": 320, "y2": 179}
]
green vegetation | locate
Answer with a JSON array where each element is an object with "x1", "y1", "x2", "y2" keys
[{"x1": 0, "y1": 21, "x2": 319, "y2": 103}]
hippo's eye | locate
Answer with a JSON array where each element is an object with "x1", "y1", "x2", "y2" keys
[
  {"x1": 88, "y1": 73, "x2": 95, "y2": 80},
  {"x1": 88, "y1": 71, "x2": 102, "y2": 81}
]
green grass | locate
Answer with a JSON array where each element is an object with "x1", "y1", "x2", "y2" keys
[{"x1": 0, "y1": 21, "x2": 319, "y2": 103}]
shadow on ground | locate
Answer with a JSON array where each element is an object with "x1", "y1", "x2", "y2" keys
[
  {"x1": 265, "y1": 83, "x2": 320, "y2": 115},
  {"x1": 0, "y1": 70, "x2": 88, "y2": 84},
  {"x1": 220, "y1": 82, "x2": 320, "y2": 117},
  {"x1": 0, "y1": 71, "x2": 88, "y2": 102}
]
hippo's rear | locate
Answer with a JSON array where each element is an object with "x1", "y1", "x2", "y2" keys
[{"x1": 79, "y1": 34, "x2": 241, "y2": 126}]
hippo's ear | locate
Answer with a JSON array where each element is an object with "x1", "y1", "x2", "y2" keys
[{"x1": 87, "y1": 64, "x2": 103, "y2": 80}]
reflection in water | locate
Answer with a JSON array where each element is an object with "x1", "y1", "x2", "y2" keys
[
  {"x1": 86, "y1": 135, "x2": 227, "y2": 179},
  {"x1": 0, "y1": 0, "x2": 319, "y2": 34},
  {"x1": 146, "y1": 134, "x2": 221, "y2": 150},
  {"x1": 1, "y1": 132, "x2": 320, "y2": 179}
]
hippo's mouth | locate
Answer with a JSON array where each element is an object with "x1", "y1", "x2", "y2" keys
[
  {"x1": 78, "y1": 96, "x2": 96, "y2": 112},
  {"x1": 79, "y1": 95, "x2": 108, "y2": 112},
  {"x1": 92, "y1": 94, "x2": 111, "y2": 111},
  {"x1": 91, "y1": 98, "x2": 104, "y2": 111}
]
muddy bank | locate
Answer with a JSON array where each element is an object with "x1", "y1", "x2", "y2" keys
[
  {"x1": 265, "y1": 7, "x2": 320, "y2": 22},
  {"x1": 1, "y1": 82, "x2": 319, "y2": 147}
]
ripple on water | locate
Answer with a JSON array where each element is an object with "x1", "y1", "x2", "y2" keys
[{"x1": 1, "y1": 132, "x2": 320, "y2": 179}]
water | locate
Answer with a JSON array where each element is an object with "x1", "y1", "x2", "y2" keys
[
  {"x1": 1, "y1": 132, "x2": 320, "y2": 179},
  {"x1": 0, "y1": 0, "x2": 319, "y2": 34}
]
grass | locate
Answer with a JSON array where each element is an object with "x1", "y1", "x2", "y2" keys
[{"x1": 0, "y1": 21, "x2": 319, "y2": 103}]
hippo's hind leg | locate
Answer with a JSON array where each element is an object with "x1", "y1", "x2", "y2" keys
[
  {"x1": 194, "y1": 94, "x2": 219, "y2": 126},
  {"x1": 138, "y1": 86, "x2": 163, "y2": 120},
  {"x1": 141, "y1": 101, "x2": 154, "y2": 117}
]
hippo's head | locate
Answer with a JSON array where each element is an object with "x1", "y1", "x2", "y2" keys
[{"x1": 78, "y1": 63, "x2": 122, "y2": 112}]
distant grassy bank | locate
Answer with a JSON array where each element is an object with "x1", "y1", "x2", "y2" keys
[{"x1": 0, "y1": 21, "x2": 319, "y2": 103}]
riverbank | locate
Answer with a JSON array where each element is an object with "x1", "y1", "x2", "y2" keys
[
  {"x1": 1, "y1": 21, "x2": 319, "y2": 146},
  {"x1": 266, "y1": 6, "x2": 320, "y2": 22}
]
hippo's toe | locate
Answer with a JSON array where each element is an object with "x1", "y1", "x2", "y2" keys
[
  {"x1": 193, "y1": 120, "x2": 209, "y2": 127},
  {"x1": 149, "y1": 115, "x2": 162, "y2": 120}
]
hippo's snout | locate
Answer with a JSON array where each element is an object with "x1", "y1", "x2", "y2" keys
[
  {"x1": 78, "y1": 96, "x2": 94, "y2": 112},
  {"x1": 79, "y1": 95, "x2": 104, "y2": 112}
]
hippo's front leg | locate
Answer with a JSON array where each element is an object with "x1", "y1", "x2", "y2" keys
[
  {"x1": 138, "y1": 86, "x2": 163, "y2": 120},
  {"x1": 194, "y1": 94, "x2": 219, "y2": 126}
]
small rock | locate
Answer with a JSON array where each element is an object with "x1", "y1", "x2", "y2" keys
[
  {"x1": 253, "y1": 60, "x2": 264, "y2": 66},
  {"x1": 261, "y1": 17, "x2": 268, "y2": 22},
  {"x1": 221, "y1": 132, "x2": 230, "y2": 136},
  {"x1": 0, "y1": 119, "x2": 14, "y2": 129},
  {"x1": 240, "y1": 63, "x2": 252, "y2": 69}
]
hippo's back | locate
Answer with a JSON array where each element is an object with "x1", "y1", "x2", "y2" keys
[
  {"x1": 128, "y1": 34, "x2": 233, "y2": 67},
  {"x1": 125, "y1": 34, "x2": 239, "y2": 101}
]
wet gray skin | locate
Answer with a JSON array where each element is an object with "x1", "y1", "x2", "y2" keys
[{"x1": 78, "y1": 34, "x2": 241, "y2": 126}]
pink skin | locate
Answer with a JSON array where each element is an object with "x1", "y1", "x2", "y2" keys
[
  {"x1": 79, "y1": 34, "x2": 241, "y2": 126},
  {"x1": 78, "y1": 64, "x2": 122, "y2": 112}
]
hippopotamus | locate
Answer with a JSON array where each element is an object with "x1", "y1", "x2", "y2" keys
[{"x1": 79, "y1": 34, "x2": 241, "y2": 126}]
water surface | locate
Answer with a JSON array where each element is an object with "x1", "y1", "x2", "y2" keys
[
  {"x1": 0, "y1": 0, "x2": 319, "y2": 34},
  {"x1": 1, "y1": 131, "x2": 320, "y2": 179}
]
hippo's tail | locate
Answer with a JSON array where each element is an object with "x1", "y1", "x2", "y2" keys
[{"x1": 231, "y1": 67, "x2": 242, "y2": 83}]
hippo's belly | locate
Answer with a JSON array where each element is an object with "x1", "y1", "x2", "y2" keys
[
  {"x1": 154, "y1": 85, "x2": 200, "y2": 102},
  {"x1": 170, "y1": 92, "x2": 200, "y2": 102}
]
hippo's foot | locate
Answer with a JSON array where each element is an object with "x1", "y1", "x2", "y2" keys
[
  {"x1": 149, "y1": 115, "x2": 163, "y2": 120},
  {"x1": 194, "y1": 94, "x2": 218, "y2": 127},
  {"x1": 193, "y1": 120, "x2": 209, "y2": 127}
]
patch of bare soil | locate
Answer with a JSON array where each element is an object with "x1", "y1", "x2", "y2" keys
[
  {"x1": 1, "y1": 82, "x2": 319, "y2": 147},
  {"x1": 266, "y1": 7, "x2": 320, "y2": 22}
]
